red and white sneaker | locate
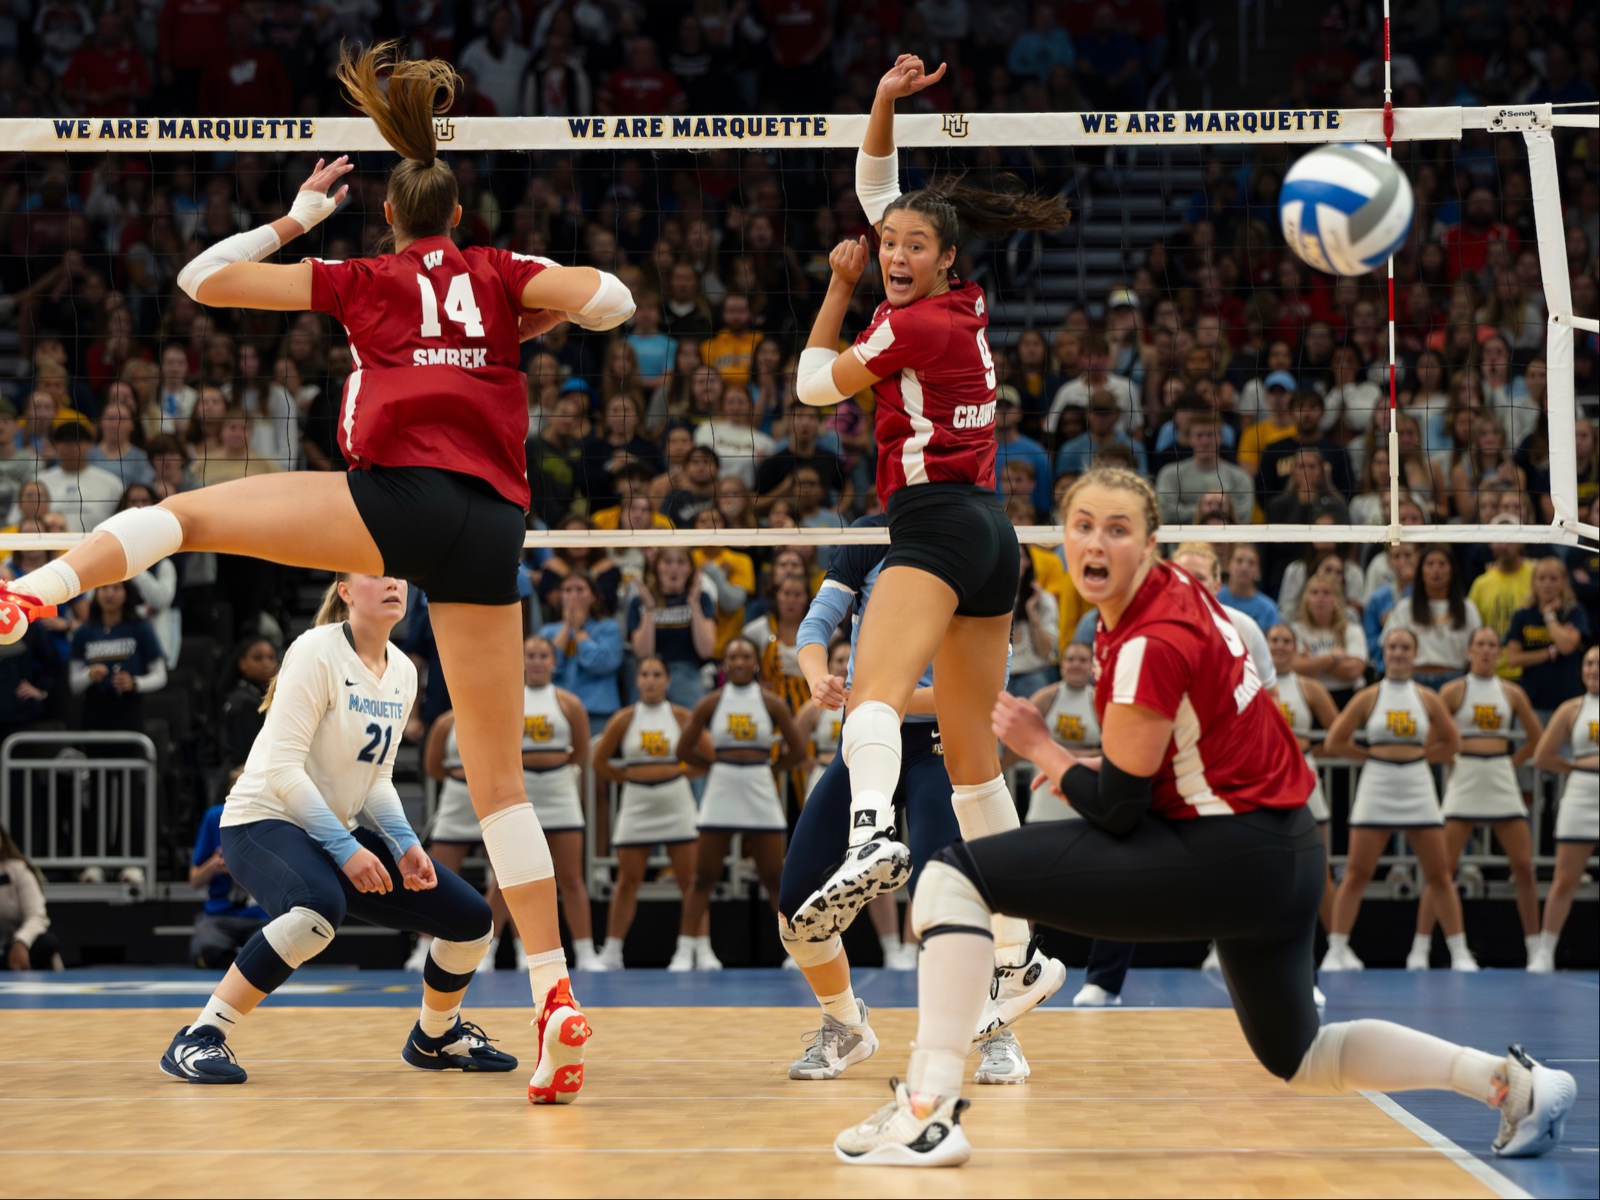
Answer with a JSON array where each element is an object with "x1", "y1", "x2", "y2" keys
[
  {"x1": 0, "y1": 587, "x2": 56, "y2": 646},
  {"x1": 528, "y1": 978, "x2": 590, "y2": 1105}
]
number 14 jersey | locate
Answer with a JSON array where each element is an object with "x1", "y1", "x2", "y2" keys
[{"x1": 310, "y1": 236, "x2": 551, "y2": 510}]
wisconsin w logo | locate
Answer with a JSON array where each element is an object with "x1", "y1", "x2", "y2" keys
[
  {"x1": 1472, "y1": 705, "x2": 1502, "y2": 732},
  {"x1": 525, "y1": 715, "x2": 553, "y2": 743},
  {"x1": 639, "y1": 730, "x2": 670, "y2": 757},
  {"x1": 942, "y1": 113, "x2": 969, "y2": 138},
  {"x1": 726, "y1": 713, "x2": 757, "y2": 741},
  {"x1": 1386, "y1": 711, "x2": 1417, "y2": 738},
  {"x1": 423, "y1": 249, "x2": 444, "y2": 269},
  {"x1": 1055, "y1": 715, "x2": 1085, "y2": 743}
]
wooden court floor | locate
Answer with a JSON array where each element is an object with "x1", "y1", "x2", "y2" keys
[{"x1": 1, "y1": 1006, "x2": 1501, "y2": 1199}]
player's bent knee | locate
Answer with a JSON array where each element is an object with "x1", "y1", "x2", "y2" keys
[
  {"x1": 911, "y1": 855, "x2": 995, "y2": 942},
  {"x1": 237, "y1": 906, "x2": 337, "y2": 993},
  {"x1": 479, "y1": 804, "x2": 554, "y2": 888},
  {"x1": 1286, "y1": 1022, "x2": 1352, "y2": 1093},
  {"x1": 425, "y1": 928, "x2": 494, "y2": 993},
  {"x1": 778, "y1": 918, "x2": 842, "y2": 968},
  {"x1": 840, "y1": 700, "x2": 900, "y2": 764}
]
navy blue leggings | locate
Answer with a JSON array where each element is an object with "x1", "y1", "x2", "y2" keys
[
  {"x1": 779, "y1": 722, "x2": 960, "y2": 918},
  {"x1": 222, "y1": 819, "x2": 491, "y2": 993}
]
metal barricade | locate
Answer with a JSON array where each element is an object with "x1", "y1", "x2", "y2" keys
[{"x1": 0, "y1": 731, "x2": 159, "y2": 886}]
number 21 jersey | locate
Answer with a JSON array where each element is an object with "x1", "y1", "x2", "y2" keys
[{"x1": 310, "y1": 236, "x2": 551, "y2": 510}]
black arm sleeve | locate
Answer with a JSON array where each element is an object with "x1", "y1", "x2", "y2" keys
[{"x1": 1060, "y1": 760, "x2": 1155, "y2": 837}]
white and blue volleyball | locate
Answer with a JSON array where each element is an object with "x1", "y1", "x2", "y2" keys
[{"x1": 1279, "y1": 144, "x2": 1414, "y2": 276}]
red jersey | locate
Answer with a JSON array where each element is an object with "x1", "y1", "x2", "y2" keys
[
  {"x1": 1092, "y1": 561, "x2": 1314, "y2": 819},
  {"x1": 309, "y1": 237, "x2": 550, "y2": 510},
  {"x1": 851, "y1": 279, "x2": 999, "y2": 506}
]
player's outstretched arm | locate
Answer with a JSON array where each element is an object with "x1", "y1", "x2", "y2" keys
[
  {"x1": 521, "y1": 265, "x2": 635, "y2": 332},
  {"x1": 857, "y1": 56, "x2": 944, "y2": 228},
  {"x1": 177, "y1": 156, "x2": 352, "y2": 311}
]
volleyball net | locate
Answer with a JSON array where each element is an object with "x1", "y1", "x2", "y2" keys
[{"x1": 0, "y1": 104, "x2": 1595, "y2": 557}]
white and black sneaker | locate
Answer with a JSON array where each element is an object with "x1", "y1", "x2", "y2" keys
[
  {"x1": 789, "y1": 1001, "x2": 879, "y2": 1080},
  {"x1": 788, "y1": 838, "x2": 912, "y2": 942},
  {"x1": 972, "y1": 941, "x2": 1067, "y2": 1046},
  {"x1": 1491, "y1": 1045, "x2": 1577, "y2": 1158},
  {"x1": 159, "y1": 1024, "x2": 247, "y2": 1085},
  {"x1": 835, "y1": 1078, "x2": 972, "y2": 1167},
  {"x1": 402, "y1": 1018, "x2": 519, "y2": 1072},
  {"x1": 973, "y1": 1028, "x2": 1030, "y2": 1085}
]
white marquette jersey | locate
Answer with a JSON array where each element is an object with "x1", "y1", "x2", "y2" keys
[
  {"x1": 1573, "y1": 693, "x2": 1599, "y2": 758},
  {"x1": 709, "y1": 682, "x2": 774, "y2": 752},
  {"x1": 1454, "y1": 673, "x2": 1515, "y2": 738},
  {"x1": 1365, "y1": 678, "x2": 1429, "y2": 747},
  {"x1": 522, "y1": 683, "x2": 573, "y2": 753},
  {"x1": 621, "y1": 701, "x2": 683, "y2": 765},
  {"x1": 223, "y1": 623, "x2": 418, "y2": 842},
  {"x1": 1229, "y1": 607, "x2": 1277, "y2": 692},
  {"x1": 813, "y1": 709, "x2": 843, "y2": 757},
  {"x1": 1045, "y1": 684, "x2": 1101, "y2": 751},
  {"x1": 1278, "y1": 673, "x2": 1314, "y2": 738}
]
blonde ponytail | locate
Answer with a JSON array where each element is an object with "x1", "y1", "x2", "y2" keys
[{"x1": 262, "y1": 575, "x2": 349, "y2": 713}]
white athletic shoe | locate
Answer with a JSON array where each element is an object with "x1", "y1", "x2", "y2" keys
[
  {"x1": 1199, "y1": 944, "x2": 1221, "y2": 971},
  {"x1": 598, "y1": 940, "x2": 625, "y2": 971},
  {"x1": 1526, "y1": 950, "x2": 1553, "y2": 974},
  {"x1": 1321, "y1": 942, "x2": 1365, "y2": 972},
  {"x1": 573, "y1": 943, "x2": 610, "y2": 972},
  {"x1": 835, "y1": 1080, "x2": 972, "y2": 1167},
  {"x1": 972, "y1": 946, "x2": 1067, "y2": 1046},
  {"x1": 886, "y1": 943, "x2": 920, "y2": 971},
  {"x1": 1313, "y1": 985, "x2": 1327, "y2": 1009},
  {"x1": 1072, "y1": 982, "x2": 1122, "y2": 1007},
  {"x1": 1340, "y1": 943, "x2": 1366, "y2": 970},
  {"x1": 973, "y1": 1029, "x2": 1030, "y2": 1085},
  {"x1": 402, "y1": 938, "x2": 430, "y2": 973},
  {"x1": 694, "y1": 938, "x2": 723, "y2": 970},
  {"x1": 789, "y1": 1001, "x2": 878, "y2": 1080},
  {"x1": 1451, "y1": 949, "x2": 1481, "y2": 972},
  {"x1": 1405, "y1": 944, "x2": 1431, "y2": 971},
  {"x1": 475, "y1": 936, "x2": 500, "y2": 974},
  {"x1": 667, "y1": 938, "x2": 695, "y2": 972},
  {"x1": 789, "y1": 839, "x2": 913, "y2": 942},
  {"x1": 1492, "y1": 1046, "x2": 1577, "y2": 1158}
]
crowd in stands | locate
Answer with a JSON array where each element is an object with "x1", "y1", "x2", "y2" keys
[{"x1": 0, "y1": 2, "x2": 1594, "y2": 952}]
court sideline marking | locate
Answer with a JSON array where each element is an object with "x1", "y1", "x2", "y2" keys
[{"x1": 1362, "y1": 1091, "x2": 1531, "y2": 1200}]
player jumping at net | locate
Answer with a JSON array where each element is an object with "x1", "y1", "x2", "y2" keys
[
  {"x1": 0, "y1": 41, "x2": 634, "y2": 1105},
  {"x1": 789, "y1": 55, "x2": 1070, "y2": 1026},
  {"x1": 832, "y1": 468, "x2": 1577, "y2": 1166},
  {"x1": 161, "y1": 574, "x2": 515, "y2": 1084}
]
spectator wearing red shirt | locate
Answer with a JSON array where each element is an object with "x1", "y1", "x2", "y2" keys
[
  {"x1": 1442, "y1": 188, "x2": 1521, "y2": 281},
  {"x1": 61, "y1": 13, "x2": 152, "y2": 119},
  {"x1": 1293, "y1": 11, "x2": 1358, "y2": 104},
  {"x1": 760, "y1": 0, "x2": 832, "y2": 110},
  {"x1": 598, "y1": 38, "x2": 686, "y2": 117},
  {"x1": 196, "y1": 10, "x2": 292, "y2": 119},
  {"x1": 157, "y1": 0, "x2": 238, "y2": 101}
]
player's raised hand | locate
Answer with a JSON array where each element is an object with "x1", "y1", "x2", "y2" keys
[
  {"x1": 991, "y1": 690, "x2": 1055, "y2": 762},
  {"x1": 287, "y1": 156, "x2": 353, "y2": 234},
  {"x1": 398, "y1": 845, "x2": 438, "y2": 891},
  {"x1": 876, "y1": 55, "x2": 947, "y2": 102},
  {"x1": 830, "y1": 236, "x2": 871, "y2": 287}
]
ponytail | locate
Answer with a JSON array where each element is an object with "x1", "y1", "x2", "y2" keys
[
  {"x1": 884, "y1": 172, "x2": 1072, "y2": 251},
  {"x1": 263, "y1": 575, "x2": 350, "y2": 713}
]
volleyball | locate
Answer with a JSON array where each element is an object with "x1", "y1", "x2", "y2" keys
[{"x1": 1278, "y1": 143, "x2": 1415, "y2": 277}]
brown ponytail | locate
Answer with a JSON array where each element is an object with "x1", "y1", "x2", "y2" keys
[
  {"x1": 884, "y1": 172, "x2": 1072, "y2": 251},
  {"x1": 335, "y1": 39, "x2": 460, "y2": 247}
]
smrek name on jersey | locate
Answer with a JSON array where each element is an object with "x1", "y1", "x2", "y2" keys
[{"x1": 412, "y1": 347, "x2": 491, "y2": 368}]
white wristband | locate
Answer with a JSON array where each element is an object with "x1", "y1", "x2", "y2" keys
[
  {"x1": 175, "y1": 223, "x2": 282, "y2": 300},
  {"x1": 287, "y1": 188, "x2": 340, "y2": 235},
  {"x1": 796, "y1": 347, "x2": 846, "y2": 407},
  {"x1": 855, "y1": 148, "x2": 902, "y2": 226}
]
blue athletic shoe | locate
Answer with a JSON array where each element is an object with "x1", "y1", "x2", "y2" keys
[
  {"x1": 159, "y1": 1024, "x2": 247, "y2": 1084},
  {"x1": 402, "y1": 1019, "x2": 519, "y2": 1072}
]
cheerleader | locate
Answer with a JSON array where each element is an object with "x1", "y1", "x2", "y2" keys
[
  {"x1": 675, "y1": 637, "x2": 809, "y2": 968},
  {"x1": 1268, "y1": 623, "x2": 1341, "y2": 933},
  {"x1": 590, "y1": 656, "x2": 713, "y2": 969},
  {"x1": 1530, "y1": 645, "x2": 1599, "y2": 972},
  {"x1": 1322, "y1": 627, "x2": 1477, "y2": 972},
  {"x1": 1019, "y1": 642, "x2": 1101, "y2": 824},
  {"x1": 1420, "y1": 628, "x2": 1543, "y2": 969},
  {"x1": 159, "y1": 575, "x2": 514, "y2": 1084}
]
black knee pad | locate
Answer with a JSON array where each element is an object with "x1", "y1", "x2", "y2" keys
[{"x1": 928, "y1": 841, "x2": 996, "y2": 909}]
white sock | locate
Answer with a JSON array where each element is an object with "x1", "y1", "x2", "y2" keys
[
  {"x1": 908, "y1": 931, "x2": 993, "y2": 1098},
  {"x1": 1539, "y1": 930, "x2": 1559, "y2": 958},
  {"x1": 819, "y1": 986, "x2": 861, "y2": 1026},
  {"x1": 1412, "y1": 933, "x2": 1431, "y2": 955},
  {"x1": 1445, "y1": 933, "x2": 1470, "y2": 960},
  {"x1": 190, "y1": 994, "x2": 246, "y2": 1035},
  {"x1": 841, "y1": 700, "x2": 902, "y2": 847},
  {"x1": 13, "y1": 559, "x2": 80, "y2": 606},
  {"x1": 419, "y1": 999, "x2": 461, "y2": 1038},
  {"x1": 1326, "y1": 932, "x2": 1349, "y2": 953},
  {"x1": 525, "y1": 946, "x2": 568, "y2": 1006},
  {"x1": 674, "y1": 934, "x2": 695, "y2": 955},
  {"x1": 1294, "y1": 1019, "x2": 1504, "y2": 1104},
  {"x1": 880, "y1": 932, "x2": 902, "y2": 955},
  {"x1": 694, "y1": 935, "x2": 716, "y2": 956},
  {"x1": 604, "y1": 936, "x2": 624, "y2": 956},
  {"x1": 1524, "y1": 934, "x2": 1541, "y2": 961}
]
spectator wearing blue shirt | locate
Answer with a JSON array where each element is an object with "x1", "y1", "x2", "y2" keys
[
  {"x1": 1072, "y1": 607, "x2": 1099, "y2": 647},
  {"x1": 1216, "y1": 544, "x2": 1281, "y2": 632},
  {"x1": 626, "y1": 546, "x2": 717, "y2": 707},
  {"x1": 187, "y1": 803, "x2": 269, "y2": 969},
  {"x1": 1504, "y1": 558, "x2": 1593, "y2": 716},
  {"x1": 993, "y1": 388, "x2": 1053, "y2": 518},
  {"x1": 624, "y1": 294, "x2": 677, "y2": 389},
  {"x1": 1074, "y1": 4, "x2": 1145, "y2": 108},
  {"x1": 541, "y1": 571, "x2": 625, "y2": 724},
  {"x1": 1056, "y1": 394, "x2": 1149, "y2": 478},
  {"x1": 1007, "y1": 3, "x2": 1075, "y2": 80},
  {"x1": 69, "y1": 579, "x2": 166, "y2": 734},
  {"x1": 1362, "y1": 543, "x2": 1418, "y2": 675}
]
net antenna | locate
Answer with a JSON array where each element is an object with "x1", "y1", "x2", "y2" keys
[{"x1": 1383, "y1": 0, "x2": 1401, "y2": 548}]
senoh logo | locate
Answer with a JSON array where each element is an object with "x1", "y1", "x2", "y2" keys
[{"x1": 942, "y1": 113, "x2": 969, "y2": 138}]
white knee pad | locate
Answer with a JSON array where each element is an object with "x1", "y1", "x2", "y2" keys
[
  {"x1": 573, "y1": 270, "x2": 635, "y2": 331},
  {"x1": 480, "y1": 802, "x2": 554, "y2": 888},
  {"x1": 777, "y1": 918, "x2": 842, "y2": 969},
  {"x1": 430, "y1": 928, "x2": 494, "y2": 975},
  {"x1": 911, "y1": 861, "x2": 994, "y2": 940},
  {"x1": 951, "y1": 776, "x2": 1021, "y2": 840},
  {"x1": 840, "y1": 700, "x2": 901, "y2": 766},
  {"x1": 1287, "y1": 1022, "x2": 1351, "y2": 1096},
  {"x1": 261, "y1": 906, "x2": 336, "y2": 970},
  {"x1": 95, "y1": 506, "x2": 184, "y2": 577}
]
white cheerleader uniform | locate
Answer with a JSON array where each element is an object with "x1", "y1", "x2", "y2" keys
[
  {"x1": 428, "y1": 724, "x2": 482, "y2": 843},
  {"x1": 1441, "y1": 673, "x2": 1526, "y2": 822},
  {"x1": 804, "y1": 709, "x2": 843, "y2": 801},
  {"x1": 1350, "y1": 678, "x2": 1443, "y2": 827},
  {"x1": 611, "y1": 701, "x2": 699, "y2": 848},
  {"x1": 697, "y1": 682, "x2": 786, "y2": 832},
  {"x1": 1027, "y1": 685, "x2": 1101, "y2": 824},
  {"x1": 1278, "y1": 674, "x2": 1330, "y2": 823},
  {"x1": 521, "y1": 684, "x2": 585, "y2": 834},
  {"x1": 1555, "y1": 693, "x2": 1599, "y2": 843}
]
